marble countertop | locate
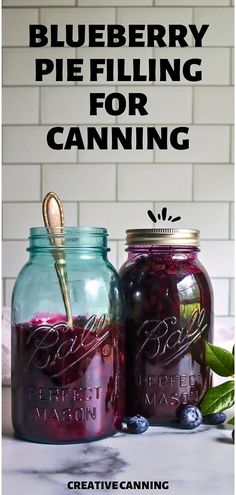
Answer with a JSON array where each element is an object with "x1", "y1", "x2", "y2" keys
[{"x1": 3, "y1": 387, "x2": 234, "y2": 495}]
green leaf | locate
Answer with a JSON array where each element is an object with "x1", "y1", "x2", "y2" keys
[
  {"x1": 200, "y1": 380, "x2": 235, "y2": 416},
  {"x1": 228, "y1": 417, "x2": 235, "y2": 426},
  {"x1": 205, "y1": 341, "x2": 234, "y2": 377}
]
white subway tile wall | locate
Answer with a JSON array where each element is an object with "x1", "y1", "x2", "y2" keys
[{"x1": 2, "y1": 1, "x2": 234, "y2": 326}]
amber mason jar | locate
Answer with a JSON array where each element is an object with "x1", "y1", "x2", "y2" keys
[{"x1": 119, "y1": 229, "x2": 213, "y2": 425}]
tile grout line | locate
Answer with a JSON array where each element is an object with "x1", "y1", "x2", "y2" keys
[
  {"x1": 2, "y1": 5, "x2": 233, "y2": 9},
  {"x1": 2, "y1": 123, "x2": 233, "y2": 127},
  {"x1": 2, "y1": 45, "x2": 234, "y2": 48},
  {"x1": 230, "y1": 201, "x2": 234, "y2": 241},
  {"x1": 77, "y1": 202, "x2": 80, "y2": 226},
  {"x1": 192, "y1": 164, "x2": 195, "y2": 201},
  {"x1": 228, "y1": 278, "x2": 231, "y2": 316},
  {"x1": 2, "y1": 85, "x2": 235, "y2": 89},
  {"x1": 40, "y1": 164, "x2": 43, "y2": 201},
  {"x1": 191, "y1": 6, "x2": 194, "y2": 27},
  {"x1": 3, "y1": 279, "x2": 6, "y2": 307},
  {"x1": 229, "y1": 125, "x2": 233, "y2": 162},
  {"x1": 38, "y1": 88, "x2": 42, "y2": 125},
  {"x1": 1, "y1": 165, "x2": 232, "y2": 171},
  {"x1": 230, "y1": 278, "x2": 234, "y2": 317},
  {"x1": 115, "y1": 163, "x2": 118, "y2": 201},
  {"x1": 38, "y1": 7, "x2": 41, "y2": 125},
  {"x1": 192, "y1": 87, "x2": 194, "y2": 124},
  {"x1": 3, "y1": 165, "x2": 234, "y2": 169},
  {"x1": 230, "y1": 47, "x2": 233, "y2": 85},
  {"x1": 228, "y1": 200, "x2": 231, "y2": 240},
  {"x1": 1, "y1": 199, "x2": 233, "y2": 204}
]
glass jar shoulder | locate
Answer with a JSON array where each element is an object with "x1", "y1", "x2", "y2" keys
[
  {"x1": 12, "y1": 255, "x2": 123, "y2": 324},
  {"x1": 119, "y1": 252, "x2": 213, "y2": 298},
  {"x1": 13, "y1": 254, "x2": 119, "y2": 290},
  {"x1": 120, "y1": 251, "x2": 209, "y2": 276}
]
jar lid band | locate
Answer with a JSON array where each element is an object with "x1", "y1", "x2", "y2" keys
[{"x1": 126, "y1": 228, "x2": 200, "y2": 246}]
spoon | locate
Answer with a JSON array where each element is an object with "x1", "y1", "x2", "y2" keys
[{"x1": 42, "y1": 191, "x2": 73, "y2": 328}]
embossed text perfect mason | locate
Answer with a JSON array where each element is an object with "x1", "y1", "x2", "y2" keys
[{"x1": 119, "y1": 229, "x2": 213, "y2": 424}]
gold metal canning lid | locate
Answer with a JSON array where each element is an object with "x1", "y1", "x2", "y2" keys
[{"x1": 126, "y1": 229, "x2": 200, "y2": 246}]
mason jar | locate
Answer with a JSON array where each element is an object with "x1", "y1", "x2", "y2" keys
[
  {"x1": 11, "y1": 227, "x2": 125, "y2": 443},
  {"x1": 119, "y1": 229, "x2": 213, "y2": 425}
]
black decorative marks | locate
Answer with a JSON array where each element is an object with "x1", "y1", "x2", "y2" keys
[
  {"x1": 147, "y1": 210, "x2": 157, "y2": 223},
  {"x1": 162, "y1": 207, "x2": 167, "y2": 221},
  {"x1": 147, "y1": 208, "x2": 181, "y2": 223},
  {"x1": 171, "y1": 216, "x2": 181, "y2": 223}
]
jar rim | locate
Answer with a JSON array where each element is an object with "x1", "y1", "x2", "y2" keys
[
  {"x1": 29, "y1": 226, "x2": 108, "y2": 239},
  {"x1": 126, "y1": 228, "x2": 199, "y2": 246}
]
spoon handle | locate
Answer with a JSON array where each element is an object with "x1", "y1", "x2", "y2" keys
[{"x1": 42, "y1": 192, "x2": 73, "y2": 328}]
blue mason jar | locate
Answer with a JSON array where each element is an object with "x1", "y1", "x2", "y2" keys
[{"x1": 11, "y1": 227, "x2": 125, "y2": 443}]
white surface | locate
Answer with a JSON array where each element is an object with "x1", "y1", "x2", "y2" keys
[
  {"x1": 194, "y1": 7, "x2": 234, "y2": 46},
  {"x1": 40, "y1": 8, "x2": 116, "y2": 46},
  {"x1": 2, "y1": 387, "x2": 234, "y2": 495},
  {"x1": 154, "y1": 126, "x2": 230, "y2": 163},
  {"x1": 42, "y1": 164, "x2": 116, "y2": 201},
  {"x1": 211, "y1": 279, "x2": 230, "y2": 316},
  {"x1": 3, "y1": 48, "x2": 77, "y2": 86},
  {"x1": 2, "y1": 165, "x2": 41, "y2": 201},
  {"x1": 153, "y1": 47, "x2": 231, "y2": 85},
  {"x1": 117, "y1": 7, "x2": 193, "y2": 34},
  {"x1": 79, "y1": 0, "x2": 153, "y2": 5},
  {"x1": 2, "y1": 87, "x2": 39, "y2": 124},
  {"x1": 118, "y1": 165, "x2": 193, "y2": 201},
  {"x1": 194, "y1": 87, "x2": 234, "y2": 124},
  {"x1": 79, "y1": 202, "x2": 153, "y2": 239},
  {"x1": 3, "y1": 203, "x2": 77, "y2": 240},
  {"x1": 200, "y1": 241, "x2": 234, "y2": 278},
  {"x1": 194, "y1": 165, "x2": 234, "y2": 201},
  {"x1": 155, "y1": 0, "x2": 230, "y2": 4},
  {"x1": 3, "y1": 0, "x2": 75, "y2": 5},
  {"x1": 2, "y1": 8, "x2": 39, "y2": 46},
  {"x1": 230, "y1": 280, "x2": 234, "y2": 315},
  {"x1": 41, "y1": 87, "x2": 192, "y2": 125},
  {"x1": 153, "y1": 202, "x2": 229, "y2": 239}
]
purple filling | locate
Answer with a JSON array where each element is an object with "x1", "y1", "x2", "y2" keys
[
  {"x1": 11, "y1": 315, "x2": 125, "y2": 443},
  {"x1": 119, "y1": 246, "x2": 213, "y2": 425}
]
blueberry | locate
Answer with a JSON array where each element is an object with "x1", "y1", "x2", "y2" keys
[
  {"x1": 178, "y1": 405, "x2": 202, "y2": 429},
  {"x1": 121, "y1": 415, "x2": 149, "y2": 434},
  {"x1": 203, "y1": 412, "x2": 226, "y2": 425}
]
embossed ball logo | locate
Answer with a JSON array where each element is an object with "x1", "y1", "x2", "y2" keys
[
  {"x1": 136, "y1": 309, "x2": 208, "y2": 365},
  {"x1": 25, "y1": 315, "x2": 110, "y2": 377}
]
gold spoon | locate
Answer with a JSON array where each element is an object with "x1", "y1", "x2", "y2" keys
[{"x1": 42, "y1": 191, "x2": 73, "y2": 328}]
